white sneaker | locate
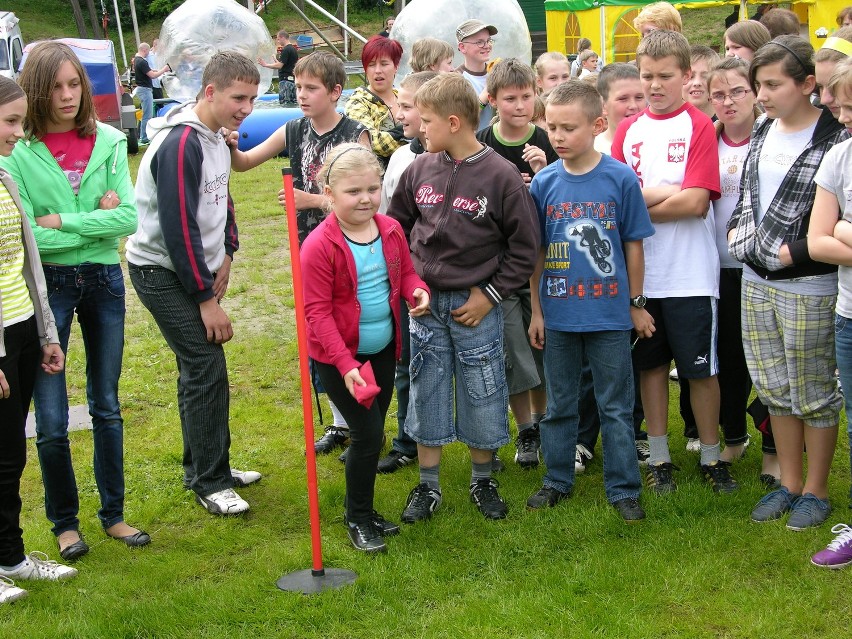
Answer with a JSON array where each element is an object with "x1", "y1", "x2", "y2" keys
[
  {"x1": 686, "y1": 438, "x2": 700, "y2": 453},
  {"x1": 575, "y1": 444, "x2": 593, "y2": 474},
  {"x1": 196, "y1": 488, "x2": 250, "y2": 515},
  {"x1": 0, "y1": 577, "x2": 27, "y2": 604},
  {"x1": 231, "y1": 468, "x2": 262, "y2": 487},
  {"x1": 669, "y1": 368, "x2": 679, "y2": 381},
  {"x1": 0, "y1": 552, "x2": 77, "y2": 581}
]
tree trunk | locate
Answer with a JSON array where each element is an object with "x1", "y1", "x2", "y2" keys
[
  {"x1": 70, "y1": 0, "x2": 88, "y2": 38},
  {"x1": 85, "y1": 0, "x2": 103, "y2": 39}
]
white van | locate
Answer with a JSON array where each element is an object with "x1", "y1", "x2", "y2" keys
[{"x1": 0, "y1": 11, "x2": 24, "y2": 80}]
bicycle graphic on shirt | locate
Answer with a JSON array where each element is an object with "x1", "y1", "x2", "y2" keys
[{"x1": 569, "y1": 223, "x2": 612, "y2": 274}]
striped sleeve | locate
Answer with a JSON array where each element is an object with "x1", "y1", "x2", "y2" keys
[{"x1": 151, "y1": 125, "x2": 215, "y2": 302}]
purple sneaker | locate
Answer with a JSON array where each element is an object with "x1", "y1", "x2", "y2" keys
[{"x1": 811, "y1": 523, "x2": 852, "y2": 569}]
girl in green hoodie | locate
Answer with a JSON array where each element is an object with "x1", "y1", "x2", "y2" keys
[{"x1": 0, "y1": 42, "x2": 147, "y2": 560}]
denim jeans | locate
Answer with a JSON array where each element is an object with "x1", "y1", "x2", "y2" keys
[
  {"x1": 407, "y1": 288, "x2": 509, "y2": 449},
  {"x1": 34, "y1": 264, "x2": 126, "y2": 534},
  {"x1": 137, "y1": 86, "x2": 153, "y2": 141},
  {"x1": 834, "y1": 313, "x2": 852, "y2": 504},
  {"x1": 540, "y1": 329, "x2": 641, "y2": 503},
  {"x1": 391, "y1": 298, "x2": 417, "y2": 457},
  {"x1": 129, "y1": 264, "x2": 233, "y2": 496}
]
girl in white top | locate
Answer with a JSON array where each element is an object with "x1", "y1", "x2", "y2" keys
[{"x1": 706, "y1": 57, "x2": 771, "y2": 472}]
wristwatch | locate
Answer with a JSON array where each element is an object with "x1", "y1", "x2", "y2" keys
[{"x1": 630, "y1": 295, "x2": 647, "y2": 309}]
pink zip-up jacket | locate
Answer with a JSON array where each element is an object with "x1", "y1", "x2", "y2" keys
[{"x1": 301, "y1": 212, "x2": 429, "y2": 377}]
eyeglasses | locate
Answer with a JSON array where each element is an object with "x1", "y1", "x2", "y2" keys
[
  {"x1": 462, "y1": 38, "x2": 494, "y2": 48},
  {"x1": 710, "y1": 87, "x2": 751, "y2": 104}
]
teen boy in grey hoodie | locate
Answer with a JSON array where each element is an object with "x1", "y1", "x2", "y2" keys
[{"x1": 126, "y1": 52, "x2": 262, "y2": 516}]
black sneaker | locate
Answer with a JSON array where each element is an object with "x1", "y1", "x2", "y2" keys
[
  {"x1": 314, "y1": 426, "x2": 349, "y2": 454},
  {"x1": 377, "y1": 450, "x2": 417, "y2": 474},
  {"x1": 376, "y1": 450, "x2": 417, "y2": 475},
  {"x1": 470, "y1": 478, "x2": 508, "y2": 520},
  {"x1": 612, "y1": 497, "x2": 646, "y2": 522},
  {"x1": 347, "y1": 521, "x2": 386, "y2": 553},
  {"x1": 645, "y1": 462, "x2": 678, "y2": 494},
  {"x1": 526, "y1": 485, "x2": 570, "y2": 510},
  {"x1": 401, "y1": 483, "x2": 442, "y2": 523},
  {"x1": 514, "y1": 426, "x2": 541, "y2": 469},
  {"x1": 701, "y1": 460, "x2": 739, "y2": 494},
  {"x1": 344, "y1": 510, "x2": 400, "y2": 537},
  {"x1": 491, "y1": 451, "x2": 505, "y2": 473}
]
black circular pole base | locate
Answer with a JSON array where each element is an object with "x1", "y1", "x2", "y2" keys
[{"x1": 276, "y1": 568, "x2": 358, "y2": 594}]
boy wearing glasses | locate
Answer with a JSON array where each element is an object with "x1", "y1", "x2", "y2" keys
[{"x1": 455, "y1": 19, "x2": 497, "y2": 130}]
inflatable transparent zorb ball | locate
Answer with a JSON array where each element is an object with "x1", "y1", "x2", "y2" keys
[
  {"x1": 391, "y1": 0, "x2": 531, "y2": 79},
  {"x1": 158, "y1": 0, "x2": 274, "y2": 101}
]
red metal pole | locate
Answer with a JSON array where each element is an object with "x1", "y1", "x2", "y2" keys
[{"x1": 281, "y1": 167, "x2": 324, "y2": 575}]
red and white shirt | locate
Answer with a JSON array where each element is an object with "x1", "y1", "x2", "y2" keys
[{"x1": 612, "y1": 102, "x2": 721, "y2": 298}]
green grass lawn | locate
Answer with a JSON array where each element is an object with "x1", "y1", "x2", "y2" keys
[{"x1": 4, "y1": 152, "x2": 851, "y2": 638}]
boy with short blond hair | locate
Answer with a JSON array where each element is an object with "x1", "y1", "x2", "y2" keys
[
  {"x1": 477, "y1": 58, "x2": 557, "y2": 469},
  {"x1": 577, "y1": 49, "x2": 599, "y2": 79},
  {"x1": 387, "y1": 72, "x2": 539, "y2": 521},
  {"x1": 527, "y1": 80, "x2": 654, "y2": 519},
  {"x1": 684, "y1": 45, "x2": 721, "y2": 119},
  {"x1": 410, "y1": 38, "x2": 455, "y2": 73},
  {"x1": 611, "y1": 30, "x2": 735, "y2": 494},
  {"x1": 376, "y1": 70, "x2": 438, "y2": 474},
  {"x1": 595, "y1": 63, "x2": 647, "y2": 154}
]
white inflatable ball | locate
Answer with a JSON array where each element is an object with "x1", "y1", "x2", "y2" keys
[
  {"x1": 391, "y1": 0, "x2": 531, "y2": 79},
  {"x1": 158, "y1": 0, "x2": 274, "y2": 101}
]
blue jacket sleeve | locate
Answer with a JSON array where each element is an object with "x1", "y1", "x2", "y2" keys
[{"x1": 151, "y1": 126, "x2": 216, "y2": 302}]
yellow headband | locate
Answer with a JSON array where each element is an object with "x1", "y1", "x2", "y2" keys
[{"x1": 821, "y1": 37, "x2": 852, "y2": 57}]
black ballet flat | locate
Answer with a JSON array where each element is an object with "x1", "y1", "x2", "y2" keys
[
  {"x1": 108, "y1": 531, "x2": 151, "y2": 548},
  {"x1": 58, "y1": 537, "x2": 90, "y2": 562}
]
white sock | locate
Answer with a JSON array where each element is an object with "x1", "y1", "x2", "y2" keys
[{"x1": 328, "y1": 400, "x2": 348, "y2": 429}]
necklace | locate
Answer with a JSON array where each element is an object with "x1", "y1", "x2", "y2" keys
[{"x1": 340, "y1": 219, "x2": 379, "y2": 253}]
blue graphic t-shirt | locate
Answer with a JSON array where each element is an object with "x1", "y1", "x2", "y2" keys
[{"x1": 530, "y1": 153, "x2": 654, "y2": 332}]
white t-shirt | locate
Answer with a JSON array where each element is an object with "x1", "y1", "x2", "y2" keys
[
  {"x1": 755, "y1": 119, "x2": 815, "y2": 225},
  {"x1": 815, "y1": 138, "x2": 852, "y2": 317},
  {"x1": 611, "y1": 103, "x2": 721, "y2": 298},
  {"x1": 459, "y1": 66, "x2": 492, "y2": 131},
  {"x1": 380, "y1": 143, "x2": 417, "y2": 213},
  {"x1": 714, "y1": 132, "x2": 749, "y2": 269}
]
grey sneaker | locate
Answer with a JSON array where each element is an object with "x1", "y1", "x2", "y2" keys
[
  {"x1": 230, "y1": 468, "x2": 261, "y2": 487},
  {"x1": 751, "y1": 486, "x2": 799, "y2": 522},
  {"x1": 0, "y1": 552, "x2": 77, "y2": 581},
  {"x1": 526, "y1": 485, "x2": 570, "y2": 510},
  {"x1": 491, "y1": 451, "x2": 505, "y2": 473},
  {"x1": 612, "y1": 497, "x2": 646, "y2": 522},
  {"x1": 514, "y1": 426, "x2": 541, "y2": 469},
  {"x1": 786, "y1": 493, "x2": 832, "y2": 531}
]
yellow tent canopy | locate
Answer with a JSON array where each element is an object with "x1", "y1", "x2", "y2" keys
[{"x1": 544, "y1": 0, "x2": 848, "y2": 64}]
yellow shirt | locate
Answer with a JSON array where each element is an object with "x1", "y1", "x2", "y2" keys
[{"x1": 0, "y1": 180, "x2": 34, "y2": 326}]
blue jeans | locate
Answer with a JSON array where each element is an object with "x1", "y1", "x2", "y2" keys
[
  {"x1": 391, "y1": 298, "x2": 417, "y2": 457},
  {"x1": 540, "y1": 329, "x2": 641, "y2": 503},
  {"x1": 34, "y1": 264, "x2": 126, "y2": 534},
  {"x1": 834, "y1": 313, "x2": 852, "y2": 504},
  {"x1": 129, "y1": 264, "x2": 233, "y2": 496},
  {"x1": 137, "y1": 86, "x2": 153, "y2": 141},
  {"x1": 407, "y1": 288, "x2": 509, "y2": 449}
]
